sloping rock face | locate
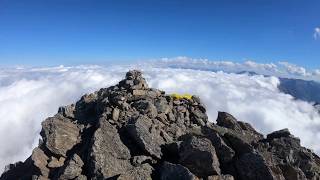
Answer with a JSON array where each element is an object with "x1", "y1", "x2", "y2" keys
[{"x1": 2, "y1": 70, "x2": 320, "y2": 180}]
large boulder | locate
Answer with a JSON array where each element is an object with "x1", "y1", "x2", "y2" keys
[
  {"x1": 40, "y1": 115, "x2": 81, "y2": 157},
  {"x1": 202, "y1": 126, "x2": 235, "y2": 164},
  {"x1": 30, "y1": 148, "x2": 49, "y2": 178},
  {"x1": 235, "y1": 152, "x2": 278, "y2": 180},
  {"x1": 178, "y1": 135, "x2": 221, "y2": 177},
  {"x1": 126, "y1": 115, "x2": 165, "y2": 159},
  {"x1": 89, "y1": 118, "x2": 132, "y2": 179}
]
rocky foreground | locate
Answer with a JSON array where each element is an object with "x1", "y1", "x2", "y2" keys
[{"x1": 2, "y1": 70, "x2": 320, "y2": 180}]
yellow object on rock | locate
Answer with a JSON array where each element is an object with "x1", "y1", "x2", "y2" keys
[{"x1": 170, "y1": 93, "x2": 193, "y2": 100}]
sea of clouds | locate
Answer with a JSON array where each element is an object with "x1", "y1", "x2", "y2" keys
[{"x1": 1, "y1": 61, "x2": 320, "y2": 172}]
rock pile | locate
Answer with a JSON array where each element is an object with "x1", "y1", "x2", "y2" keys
[{"x1": 2, "y1": 70, "x2": 320, "y2": 180}]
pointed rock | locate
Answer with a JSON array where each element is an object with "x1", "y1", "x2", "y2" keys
[
  {"x1": 89, "y1": 118, "x2": 132, "y2": 178},
  {"x1": 179, "y1": 135, "x2": 221, "y2": 177}
]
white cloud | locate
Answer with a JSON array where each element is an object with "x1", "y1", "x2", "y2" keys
[
  {"x1": 145, "y1": 57, "x2": 320, "y2": 81},
  {"x1": 278, "y1": 61, "x2": 309, "y2": 76},
  {"x1": 1, "y1": 64, "x2": 320, "y2": 172},
  {"x1": 314, "y1": 27, "x2": 320, "y2": 40}
]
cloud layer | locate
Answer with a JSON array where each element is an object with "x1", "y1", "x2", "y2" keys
[
  {"x1": 146, "y1": 56, "x2": 320, "y2": 81},
  {"x1": 1, "y1": 64, "x2": 320, "y2": 172}
]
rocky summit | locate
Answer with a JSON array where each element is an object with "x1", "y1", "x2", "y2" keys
[{"x1": 2, "y1": 70, "x2": 320, "y2": 180}]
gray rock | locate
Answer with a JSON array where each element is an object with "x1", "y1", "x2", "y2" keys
[
  {"x1": 155, "y1": 98, "x2": 170, "y2": 114},
  {"x1": 280, "y1": 165, "x2": 307, "y2": 180},
  {"x1": 235, "y1": 152, "x2": 277, "y2": 180},
  {"x1": 132, "y1": 100, "x2": 158, "y2": 118},
  {"x1": 117, "y1": 163, "x2": 154, "y2": 180},
  {"x1": 58, "y1": 154, "x2": 84, "y2": 180},
  {"x1": 179, "y1": 135, "x2": 221, "y2": 177},
  {"x1": 89, "y1": 118, "x2": 132, "y2": 178},
  {"x1": 112, "y1": 107, "x2": 120, "y2": 121},
  {"x1": 126, "y1": 115, "x2": 165, "y2": 159},
  {"x1": 216, "y1": 112, "x2": 263, "y2": 143},
  {"x1": 40, "y1": 116, "x2": 80, "y2": 157},
  {"x1": 223, "y1": 132, "x2": 254, "y2": 155},
  {"x1": 190, "y1": 107, "x2": 208, "y2": 126},
  {"x1": 31, "y1": 148, "x2": 49, "y2": 177},
  {"x1": 216, "y1": 112, "x2": 242, "y2": 131},
  {"x1": 267, "y1": 128, "x2": 292, "y2": 140},
  {"x1": 132, "y1": 155, "x2": 154, "y2": 166},
  {"x1": 202, "y1": 127, "x2": 235, "y2": 164},
  {"x1": 58, "y1": 104, "x2": 75, "y2": 119},
  {"x1": 160, "y1": 162, "x2": 197, "y2": 180}
]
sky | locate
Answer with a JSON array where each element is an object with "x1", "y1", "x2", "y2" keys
[{"x1": 0, "y1": 0, "x2": 319, "y2": 68}]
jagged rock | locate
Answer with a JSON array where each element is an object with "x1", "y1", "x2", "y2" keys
[
  {"x1": 40, "y1": 116, "x2": 81, "y2": 157},
  {"x1": 132, "y1": 100, "x2": 158, "y2": 118},
  {"x1": 216, "y1": 112, "x2": 243, "y2": 131},
  {"x1": 235, "y1": 152, "x2": 277, "y2": 180},
  {"x1": 3, "y1": 70, "x2": 320, "y2": 180},
  {"x1": 155, "y1": 98, "x2": 170, "y2": 114},
  {"x1": 58, "y1": 104, "x2": 75, "y2": 119},
  {"x1": 266, "y1": 128, "x2": 292, "y2": 140},
  {"x1": 216, "y1": 112, "x2": 263, "y2": 142},
  {"x1": 202, "y1": 127, "x2": 235, "y2": 164},
  {"x1": 117, "y1": 163, "x2": 154, "y2": 180},
  {"x1": 58, "y1": 154, "x2": 84, "y2": 180},
  {"x1": 126, "y1": 115, "x2": 165, "y2": 159},
  {"x1": 190, "y1": 106, "x2": 208, "y2": 126},
  {"x1": 89, "y1": 118, "x2": 132, "y2": 178},
  {"x1": 31, "y1": 148, "x2": 49, "y2": 177},
  {"x1": 223, "y1": 132, "x2": 254, "y2": 155},
  {"x1": 74, "y1": 93, "x2": 98, "y2": 124},
  {"x1": 159, "y1": 162, "x2": 197, "y2": 180},
  {"x1": 178, "y1": 135, "x2": 221, "y2": 177},
  {"x1": 280, "y1": 165, "x2": 307, "y2": 180}
]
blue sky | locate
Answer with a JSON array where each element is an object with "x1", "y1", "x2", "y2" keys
[{"x1": 0, "y1": 0, "x2": 319, "y2": 68}]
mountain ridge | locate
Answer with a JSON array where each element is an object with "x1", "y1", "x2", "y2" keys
[{"x1": 1, "y1": 70, "x2": 320, "y2": 180}]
